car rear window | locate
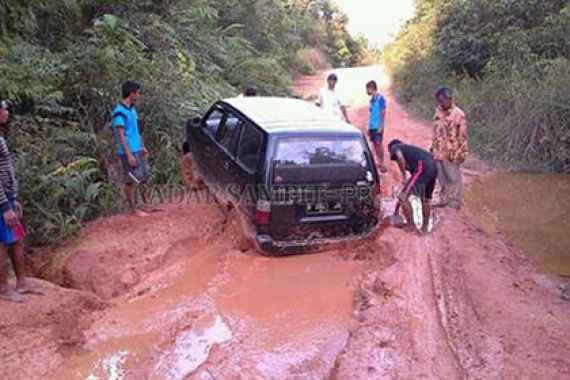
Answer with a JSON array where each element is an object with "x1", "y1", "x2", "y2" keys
[{"x1": 273, "y1": 137, "x2": 367, "y2": 166}]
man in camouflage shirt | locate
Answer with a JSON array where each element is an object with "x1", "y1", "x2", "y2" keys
[{"x1": 431, "y1": 86, "x2": 468, "y2": 209}]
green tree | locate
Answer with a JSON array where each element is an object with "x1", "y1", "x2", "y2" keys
[
  {"x1": 384, "y1": 0, "x2": 570, "y2": 173},
  {"x1": 0, "y1": 0, "x2": 372, "y2": 245}
]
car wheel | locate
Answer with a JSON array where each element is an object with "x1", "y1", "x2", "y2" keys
[
  {"x1": 180, "y1": 153, "x2": 204, "y2": 190},
  {"x1": 226, "y1": 207, "x2": 253, "y2": 252}
]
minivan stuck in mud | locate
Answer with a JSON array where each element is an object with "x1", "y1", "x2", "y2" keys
[{"x1": 182, "y1": 97, "x2": 381, "y2": 254}]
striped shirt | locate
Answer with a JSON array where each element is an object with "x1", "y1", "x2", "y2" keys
[{"x1": 0, "y1": 136, "x2": 18, "y2": 212}]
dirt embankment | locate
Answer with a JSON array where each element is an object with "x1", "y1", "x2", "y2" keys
[
  {"x1": 0, "y1": 283, "x2": 106, "y2": 379},
  {"x1": 29, "y1": 202, "x2": 225, "y2": 299},
  {"x1": 1, "y1": 200, "x2": 225, "y2": 379},
  {"x1": 1, "y1": 66, "x2": 569, "y2": 380}
]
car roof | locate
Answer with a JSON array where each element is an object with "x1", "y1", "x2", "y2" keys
[{"x1": 221, "y1": 97, "x2": 362, "y2": 136}]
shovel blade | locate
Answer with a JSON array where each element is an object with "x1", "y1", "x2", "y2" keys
[{"x1": 389, "y1": 214, "x2": 406, "y2": 228}]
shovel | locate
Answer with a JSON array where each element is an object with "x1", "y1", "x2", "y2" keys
[
  {"x1": 379, "y1": 198, "x2": 406, "y2": 229},
  {"x1": 388, "y1": 201, "x2": 407, "y2": 228}
]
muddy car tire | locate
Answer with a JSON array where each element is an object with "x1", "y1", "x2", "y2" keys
[
  {"x1": 180, "y1": 153, "x2": 204, "y2": 190},
  {"x1": 226, "y1": 208, "x2": 253, "y2": 252}
]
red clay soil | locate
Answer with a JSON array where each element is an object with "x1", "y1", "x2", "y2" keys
[
  {"x1": 1, "y1": 66, "x2": 569, "y2": 380},
  {"x1": 30, "y1": 201, "x2": 225, "y2": 299},
  {"x1": 318, "y1": 67, "x2": 570, "y2": 379},
  {"x1": 1, "y1": 200, "x2": 226, "y2": 379},
  {"x1": 0, "y1": 280, "x2": 106, "y2": 379}
]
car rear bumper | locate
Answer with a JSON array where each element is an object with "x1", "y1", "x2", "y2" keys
[{"x1": 255, "y1": 223, "x2": 380, "y2": 255}]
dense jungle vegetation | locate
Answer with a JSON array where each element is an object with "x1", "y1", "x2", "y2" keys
[
  {"x1": 384, "y1": 0, "x2": 570, "y2": 173},
  {"x1": 0, "y1": 0, "x2": 373, "y2": 245}
]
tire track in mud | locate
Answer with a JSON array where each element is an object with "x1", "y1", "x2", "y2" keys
[
  {"x1": 324, "y1": 66, "x2": 570, "y2": 380},
  {"x1": 328, "y1": 66, "x2": 465, "y2": 379},
  {"x1": 332, "y1": 231, "x2": 461, "y2": 380},
  {"x1": 424, "y1": 227, "x2": 503, "y2": 379},
  {"x1": 332, "y1": 179, "x2": 570, "y2": 379},
  {"x1": 424, "y1": 211, "x2": 570, "y2": 379}
]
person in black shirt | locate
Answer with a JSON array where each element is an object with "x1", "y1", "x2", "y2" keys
[{"x1": 388, "y1": 139, "x2": 437, "y2": 234}]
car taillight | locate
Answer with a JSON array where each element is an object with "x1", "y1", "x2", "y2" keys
[{"x1": 255, "y1": 200, "x2": 271, "y2": 225}]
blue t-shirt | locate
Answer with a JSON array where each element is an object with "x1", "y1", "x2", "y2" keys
[
  {"x1": 111, "y1": 103, "x2": 143, "y2": 155},
  {"x1": 369, "y1": 94, "x2": 386, "y2": 131}
]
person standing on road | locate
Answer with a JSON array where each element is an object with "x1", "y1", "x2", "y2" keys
[
  {"x1": 0, "y1": 100, "x2": 41, "y2": 303},
  {"x1": 317, "y1": 73, "x2": 351, "y2": 123},
  {"x1": 366, "y1": 80, "x2": 388, "y2": 173},
  {"x1": 431, "y1": 86, "x2": 468, "y2": 209},
  {"x1": 389, "y1": 139, "x2": 437, "y2": 234},
  {"x1": 111, "y1": 81, "x2": 151, "y2": 216}
]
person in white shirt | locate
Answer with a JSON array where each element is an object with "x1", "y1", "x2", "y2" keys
[{"x1": 317, "y1": 73, "x2": 351, "y2": 123}]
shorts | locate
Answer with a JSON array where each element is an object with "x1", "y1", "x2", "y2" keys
[
  {"x1": 403, "y1": 160, "x2": 437, "y2": 201},
  {"x1": 120, "y1": 152, "x2": 149, "y2": 185},
  {"x1": 369, "y1": 129, "x2": 384, "y2": 144},
  {"x1": 0, "y1": 198, "x2": 26, "y2": 245}
]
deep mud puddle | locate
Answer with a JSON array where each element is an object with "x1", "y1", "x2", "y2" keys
[
  {"x1": 467, "y1": 173, "x2": 570, "y2": 277},
  {"x1": 214, "y1": 252, "x2": 362, "y2": 345},
  {"x1": 50, "y1": 242, "x2": 368, "y2": 379}
]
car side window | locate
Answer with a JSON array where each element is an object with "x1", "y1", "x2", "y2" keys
[
  {"x1": 216, "y1": 112, "x2": 243, "y2": 155},
  {"x1": 237, "y1": 123, "x2": 264, "y2": 172},
  {"x1": 202, "y1": 108, "x2": 225, "y2": 137}
]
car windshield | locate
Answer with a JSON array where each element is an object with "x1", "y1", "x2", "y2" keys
[{"x1": 273, "y1": 137, "x2": 366, "y2": 166}]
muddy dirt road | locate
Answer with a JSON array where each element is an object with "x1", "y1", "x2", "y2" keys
[{"x1": 1, "y1": 66, "x2": 570, "y2": 380}]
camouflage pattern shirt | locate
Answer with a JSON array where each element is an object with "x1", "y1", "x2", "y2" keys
[{"x1": 432, "y1": 104, "x2": 468, "y2": 164}]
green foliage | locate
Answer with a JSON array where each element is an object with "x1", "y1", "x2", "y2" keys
[
  {"x1": 435, "y1": 0, "x2": 568, "y2": 78},
  {"x1": 0, "y1": 0, "x2": 370, "y2": 245},
  {"x1": 23, "y1": 157, "x2": 121, "y2": 245},
  {"x1": 9, "y1": 115, "x2": 121, "y2": 245},
  {"x1": 384, "y1": 0, "x2": 570, "y2": 173},
  {"x1": 0, "y1": 38, "x2": 64, "y2": 104}
]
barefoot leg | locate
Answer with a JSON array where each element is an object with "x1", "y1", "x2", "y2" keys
[{"x1": 0, "y1": 244, "x2": 26, "y2": 303}]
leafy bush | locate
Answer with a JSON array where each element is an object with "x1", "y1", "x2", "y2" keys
[
  {"x1": 7, "y1": 115, "x2": 121, "y2": 245},
  {"x1": 0, "y1": 0, "x2": 372, "y2": 245},
  {"x1": 384, "y1": 0, "x2": 570, "y2": 173}
]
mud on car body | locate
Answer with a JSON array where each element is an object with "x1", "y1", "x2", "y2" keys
[{"x1": 182, "y1": 97, "x2": 381, "y2": 254}]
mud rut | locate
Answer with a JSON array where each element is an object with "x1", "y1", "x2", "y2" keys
[{"x1": 1, "y1": 66, "x2": 570, "y2": 380}]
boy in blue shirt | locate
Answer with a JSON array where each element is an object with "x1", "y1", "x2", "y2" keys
[
  {"x1": 111, "y1": 81, "x2": 150, "y2": 215},
  {"x1": 366, "y1": 81, "x2": 387, "y2": 173}
]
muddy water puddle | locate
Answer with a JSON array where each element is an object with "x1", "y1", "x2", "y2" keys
[
  {"x1": 467, "y1": 174, "x2": 570, "y2": 277},
  {"x1": 51, "y1": 243, "x2": 367, "y2": 379},
  {"x1": 214, "y1": 251, "x2": 364, "y2": 349}
]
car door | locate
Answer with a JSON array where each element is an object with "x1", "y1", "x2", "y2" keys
[
  {"x1": 210, "y1": 108, "x2": 244, "y2": 204},
  {"x1": 233, "y1": 120, "x2": 266, "y2": 217},
  {"x1": 193, "y1": 105, "x2": 227, "y2": 185}
]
